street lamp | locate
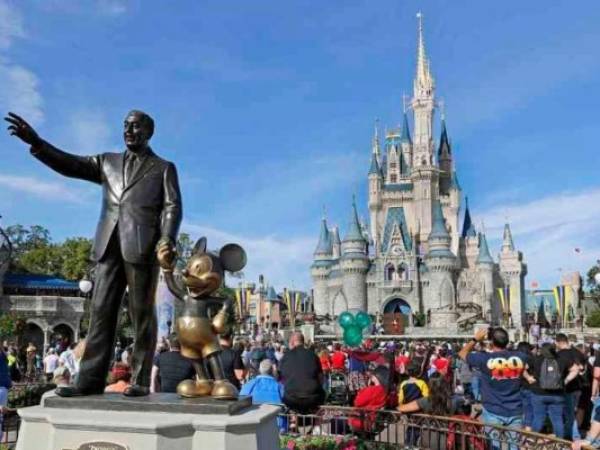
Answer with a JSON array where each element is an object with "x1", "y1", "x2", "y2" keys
[{"x1": 79, "y1": 278, "x2": 93, "y2": 295}]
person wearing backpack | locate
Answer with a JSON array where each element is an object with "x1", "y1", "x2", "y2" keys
[
  {"x1": 524, "y1": 342, "x2": 579, "y2": 438},
  {"x1": 555, "y1": 333, "x2": 586, "y2": 440}
]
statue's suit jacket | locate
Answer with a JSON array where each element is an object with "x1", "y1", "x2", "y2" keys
[{"x1": 31, "y1": 141, "x2": 182, "y2": 264}]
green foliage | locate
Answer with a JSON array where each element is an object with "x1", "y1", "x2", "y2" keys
[
  {"x1": 586, "y1": 309, "x2": 600, "y2": 328},
  {"x1": 5, "y1": 224, "x2": 92, "y2": 281},
  {"x1": 0, "y1": 312, "x2": 25, "y2": 339},
  {"x1": 279, "y1": 435, "x2": 396, "y2": 450}
]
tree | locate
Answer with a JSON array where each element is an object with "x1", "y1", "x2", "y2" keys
[
  {"x1": 586, "y1": 263, "x2": 600, "y2": 312},
  {"x1": 586, "y1": 310, "x2": 600, "y2": 328},
  {"x1": 59, "y1": 237, "x2": 93, "y2": 281},
  {"x1": 4, "y1": 224, "x2": 92, "y2": 281},
  {"x1": 0, "y1": 312, "x2": 26, "y2": 340}
]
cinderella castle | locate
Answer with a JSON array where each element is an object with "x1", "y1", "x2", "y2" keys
[{"x1": 311, "y1": 14, "x2": 527, "y2": 334}]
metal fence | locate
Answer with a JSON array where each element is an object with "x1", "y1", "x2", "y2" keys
[{"x1": 279, "y1": 405, "x2": 583, "y2": 450}]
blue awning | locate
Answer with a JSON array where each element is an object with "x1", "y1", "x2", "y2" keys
[{"x1": 4, "y1": 273, "x2": 80, "y2": 290}]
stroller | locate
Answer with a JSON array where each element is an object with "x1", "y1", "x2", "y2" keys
[{"x1": 327, "y1": 370, "x2": 349, "y2": 406}]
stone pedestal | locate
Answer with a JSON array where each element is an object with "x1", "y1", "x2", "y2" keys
[
  {"x1": 16, "y1": 393, "x2": 280, "y2": 450},
  {"x1": 429, "y1": 310, "x2": 459, "y2": 331}
]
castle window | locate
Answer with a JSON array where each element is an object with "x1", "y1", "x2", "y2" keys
[
  {"x1": 390, "y1": 162, "x2": 397, "y2": 169},
  {"x1": 385, "y1": 263, "x2": 395, "y2": 281},
  {"x1": 390, "y1": 174, "x2": 397, "y2": 183}
]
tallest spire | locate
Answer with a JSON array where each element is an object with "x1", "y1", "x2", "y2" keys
[{"x1": 414, "y1": 12, "x2": 434, "y2": 98}]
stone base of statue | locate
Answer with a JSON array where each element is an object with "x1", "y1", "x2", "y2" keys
[
  {"x1": 16, "y1": 392, "x2": 280, "y2": 450},
  {"x1": 429, "y1": 309, "x2": 459, "y2": 331}
]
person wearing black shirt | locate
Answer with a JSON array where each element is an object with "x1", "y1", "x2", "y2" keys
[
  {"x1": 556, "y1": 333, "x2": 586, "y2": 440},
  {"x1": 524, "y1": 343, "x2": 578, "y2": 439},
  {"x1": 153, "y1": 334, "x2": 195, "y2": 393},
  {"x1": 279, "y1": 331, "x2": 325, "y2": 414},
  {"x1": 218, "y1": 333, "x2": 245, "y2": 390}
]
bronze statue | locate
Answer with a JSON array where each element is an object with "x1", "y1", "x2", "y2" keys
[
  {"x1": 4, "y1": 111, "x2": 182, "y2": 397},
  {"x1": 157, "y1": 237, "x2": 245, "y2": 399}
]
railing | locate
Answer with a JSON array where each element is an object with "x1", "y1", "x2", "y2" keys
[{"x1": 279, "y1": 405, "x2": 582, "y2": 450}]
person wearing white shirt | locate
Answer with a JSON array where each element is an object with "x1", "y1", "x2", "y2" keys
[{"x1": 43, "y1": 349, "x2": 59, "y2": 382}]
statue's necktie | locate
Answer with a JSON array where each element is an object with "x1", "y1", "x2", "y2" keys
[{"x1": 125, "y1": 153, "x2": 137, "y2": 186}]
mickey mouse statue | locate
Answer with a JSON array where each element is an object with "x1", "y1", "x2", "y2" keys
[{"x1": 157, "y1": 236, "x2": 246, "y2": 400}]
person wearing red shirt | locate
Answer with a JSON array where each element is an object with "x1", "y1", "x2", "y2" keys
[
  {"x1": 395, "y1": 351, "x2": 410, "y2": 376},
  {"x1": 348, "y1": 366, "x2": 390, "y2": 432},
  {"x1": 432, "y1": 349, "x2": 450, "y2": 378},
  {"x1": 319, "y1": 349, "x2": 332, "y2": 373},
  {"x1": 331, "y1": 344, "x2": 347, "y2": 371}
]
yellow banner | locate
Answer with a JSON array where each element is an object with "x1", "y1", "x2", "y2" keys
[
  {"x1": 552, "y1": 287, "x2": 561, "y2": 316},
  {"x1": 497, "y1": 288, "x2": 505, "y2": 313}
]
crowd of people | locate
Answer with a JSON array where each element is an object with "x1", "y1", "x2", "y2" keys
[{"x1": 3, "y1": 327, "x2": 600, "y2": 448}]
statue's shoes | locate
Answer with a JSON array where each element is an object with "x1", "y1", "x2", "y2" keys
[
  {"x1": 123, "y1": 385, "x2": 150, "y2": 397},
  {"x1": 211, "y1": 380, "x2": 238, "y2": 400},
  {"x1": 55, "y1": 385, "x2": 104, "y2": 397},
  {"x1": 177, "y1": 378, "x2": 213, "y2": 398}
]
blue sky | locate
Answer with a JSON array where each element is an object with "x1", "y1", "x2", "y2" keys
[{"x1": 0, "y1": 0, "x2": 599, "y2": 290}]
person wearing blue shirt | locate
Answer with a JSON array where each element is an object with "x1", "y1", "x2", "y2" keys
[
  {"x1": 240, "y1": 359, "x2": 283, "y2": 405},
  {"x1": 459, "y1": 327, "x2": 527, "y2": 450}
]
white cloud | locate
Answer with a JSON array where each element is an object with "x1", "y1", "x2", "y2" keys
[
  {"x1": 65, "y1": 110, "x2": 116, "y2": 154},
  {"x1": 0, "y1": 174, "x2": 90, "y2": 203},
  {"x1": 181, "y1": 222, "x2": 315, "y2": 291},
  {"x1": 0, "y1": 61, "x2": 44, "y2": 124},
  {"x1": 0, "y1": 2, "x2": 44, "y2": 125},
  {"x1": 0, "y1": 0, "x2": 24, "y2": 49},
  {"x1": 480, "y1": 188, "x2": 600, "y2": 288}
]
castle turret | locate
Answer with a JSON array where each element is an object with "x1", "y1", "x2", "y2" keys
[
  {"x1": 425, "y1": 200, "x2": 457, "y2": 327},
  {"x1": 460, "y1": 198, "x2": 479, "y2": 268},
  {"x1": 476, "y1": 232, "x2": 494, "y2": 320},
  {"x1": 410, "y1": 13, "x2": 438, "y2": 244},
  {"x1": 368, "y1": 123, "x2": 383, "y2": 252},
  {"x1": 341, "y1": 197, "x2": 369, "y2": 312},
  {"x1": 311, "y1": 217, "x2": 334, "y2": 316},
  {"x1": 498, "y1": 223, "x2": 527, "y2": 328},
  {"x1": 400, "y1": 113, "x2": 412, "y2": 176},
  {"x1": 438, "y1": 118, "x2": 452, "y2": 184},
  {"x1": 331, "y1": 226, "x2": 341, "y2": 260}
]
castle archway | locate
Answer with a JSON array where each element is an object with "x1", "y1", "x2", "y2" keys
[
  {"x1": 382, "y1": 297, "x2": 412, "y2": 334},
  {"x1": 22, "y1": 322, "x2": 44, "y2": 355}
]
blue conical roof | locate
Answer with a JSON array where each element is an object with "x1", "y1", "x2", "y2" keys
[
  {"x1": 461, "y1": 198, "x2": 476, "y2": 238},
  {"x1": 429, "y1": 200, "x2": 450, "y2": 239},
  {"x1": 438, "y1": 119, "x2": 451, "y2": 156},
  {"x1": 314, "y1": 218, "x2": 332, "y2": 254},
  {"x1": 266, "y1": 285, "x2": 278, "y2": 301},
  {"x1": 477, "y1": 232, "x2": 494, "y2": 264},
  {"x1": 400, "y1": 113, "x2": 412, "y2": 144},
  {"x1": 368, "y1": 152, "x2": 380, "y2": 175},
  {"x1": 343, "y1": 196, "x2": 366, "y2": 242}
]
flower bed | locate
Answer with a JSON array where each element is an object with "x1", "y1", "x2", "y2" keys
[{"x1": 280, "y1": 435, "x2": 399, "y2": 450}]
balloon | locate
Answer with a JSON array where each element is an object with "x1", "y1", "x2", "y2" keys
[
  {"x1": 338, "y1": 311, "x2": 355, "y2": 329},
  {"x1": 355, "y1": 311, "x2": 372, "y2": 330},
  {"x1": 343, "y1": 325, "x2": 363, "y2": 347}
]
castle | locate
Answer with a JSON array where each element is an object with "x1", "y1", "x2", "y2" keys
[{"x1": 310, "y1": 14, "x2": 527, "y2": 333}]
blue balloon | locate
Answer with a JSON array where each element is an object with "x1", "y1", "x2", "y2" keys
[
  {"x1": 338, "y1": 311, "x2": 355, "y2": 329},
  {"x1": 355, "y1": 311, "x2": 372, "y2": 330},
  {"x1": 343, "y1": 325, "x2": 363, "y2": 347}
]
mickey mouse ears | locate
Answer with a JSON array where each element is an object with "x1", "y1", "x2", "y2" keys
[{"x1": 220, "y1": 243, "x2": 247, "y2": 272}]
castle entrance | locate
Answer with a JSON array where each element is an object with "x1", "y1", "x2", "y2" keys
[{"x1": 382, "y1": 298, "x2": 411, "y2": 334}]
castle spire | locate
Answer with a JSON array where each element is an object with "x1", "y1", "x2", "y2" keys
[
  {"x1": 461, "y1": 197, "x2": 476, "y2": 238},
  {"x1": 369, "y1": 120, "x2": 381, "y2": 176},
  {"x1": 314, "y1": 217, "x2": 332, "y2": 255},
  {"x1": 477, "y1": 232, "x2": 494, "y2": 264},
  {"x1": 502, "y1": 223, "x2": 515, "y2": 252},
  {"x1": 400, "y1": 112, "x2": 412, "y2": 144},
  {"x1": 438, "y1": 117, "x2": 451, "y2": 157},
  {"x1": 429, "y1": 200, "x2": 450, "y2": 239},
  {"x1": 414, "y1": 12, "x2": 434, "y2": 97},
  {"x1": 343, "y1": 195, "x2": 366, "y2": 242}
]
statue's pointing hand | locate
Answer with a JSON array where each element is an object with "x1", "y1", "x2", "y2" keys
[
  {"x1": 157, "y1": 239, "x2": 177, "y2": 271},
  {"x1": 4, "y1": 112, "x2": 41, "y2": 146}
]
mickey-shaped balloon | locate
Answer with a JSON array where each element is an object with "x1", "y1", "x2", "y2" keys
[
  {"x1": 158, "y1": 236, "x2": 246, "y2": 399},
  {"x1": 337, "y1": 311, "x2": 372, "y2": 347}
]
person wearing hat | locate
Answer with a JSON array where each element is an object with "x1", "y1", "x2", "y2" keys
[
  {"x1": 239, "y1": 359, "x2": 283, "y2": 405},
  {"x1": 348, "y1": 365, "x2": 390, "y2": 432}
]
